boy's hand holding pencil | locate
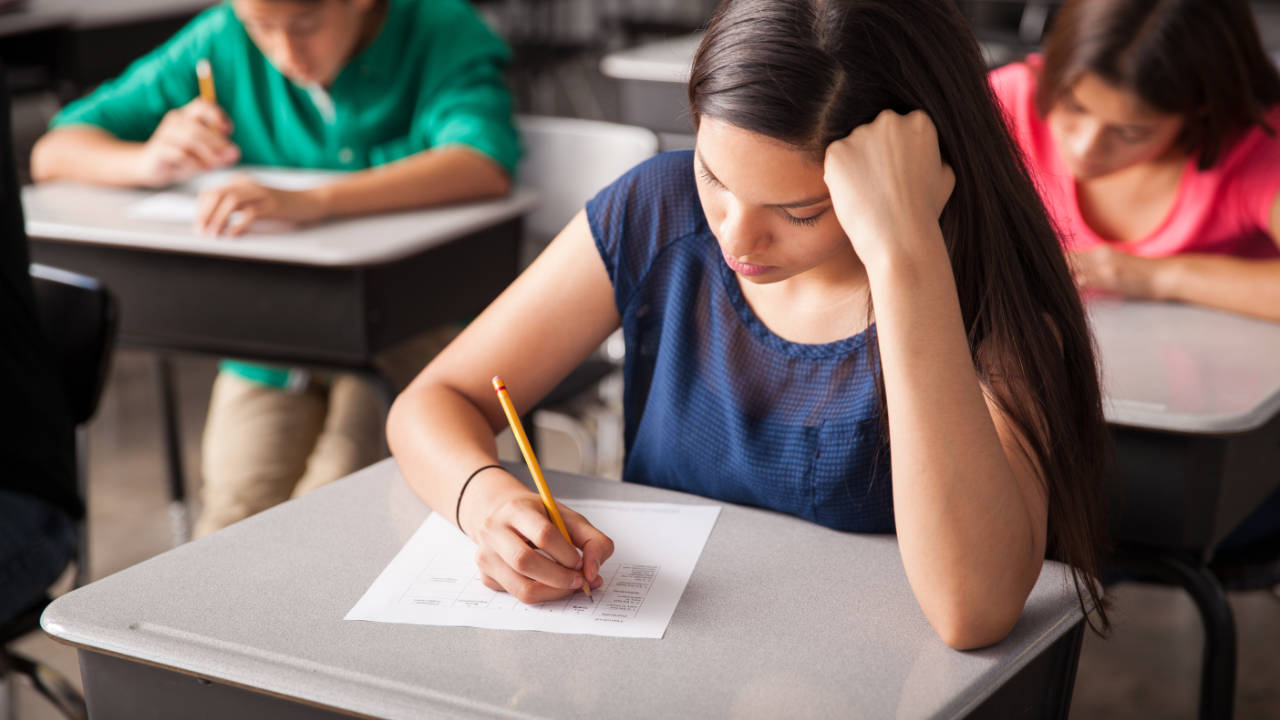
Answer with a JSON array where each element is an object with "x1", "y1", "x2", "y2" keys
[{"x1": 134, "y1": 59, "x2": 239, "y2": 188}]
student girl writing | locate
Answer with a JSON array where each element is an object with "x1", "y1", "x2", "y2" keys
[
  {"x1": 388, "y1": 0, "x2": 1111, "y2": 649},
  {"x1": 30, "y1": 0, "x2": 520, "y2": 538},
  {"x1": 989, "y1": 0, "x2": 1280, "y2": 572}
]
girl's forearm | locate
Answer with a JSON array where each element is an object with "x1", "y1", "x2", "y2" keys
[
  {"x1": 868, "y1": 226, "x2": 1043, "y2": 649},
  {"x1": 386, "y1": 380, "x2": 527, "y2": 536}
]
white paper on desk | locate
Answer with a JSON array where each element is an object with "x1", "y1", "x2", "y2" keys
[
  {"x1": 122, "y1": 168, "x2": 341, "y2": 225},
  {"x1": 185, "y1": 168, "x2": 341, "y2": 193},
  {"x1": 346, "y1": 499, "x2": 721, "y2": 639}
]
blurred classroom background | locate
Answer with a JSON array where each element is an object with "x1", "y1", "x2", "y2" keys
[{"x1": 3, "y1": 1, "x2": 1280, "y2": 718}]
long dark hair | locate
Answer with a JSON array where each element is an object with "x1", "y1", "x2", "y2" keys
[
  {"x1": 689, "y1": 0, "x2": 1111, "y2": 631},
  {"x1": 1037, "y1": 0, "x2": 1280, "y2": 169}
]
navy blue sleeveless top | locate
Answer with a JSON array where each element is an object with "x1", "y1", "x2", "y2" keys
[{"x1": 586, "y1": 151, "x2": 894, "y2": 533}]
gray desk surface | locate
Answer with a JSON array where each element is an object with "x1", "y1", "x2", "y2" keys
[
  {"x1": 23, "y1": 180, "x2": 537, "y2": 267},
  {"x1": 598, "y1": 32, "x2": 1017, "y2": 85},
  {"x1": 0, "y1": 5, "x2": 68, "y2": 37},
  {"x1": 20, "y1": 0, "x2": 214, "y2": 29},
  {"x1": 600, "y1": 32, "x2": 700, "y2": 84},
  {"x1": 1089, "y1": 297, "x2": 1280, "y2": 434},
  {"x1": 43, "y1": 459, "x2": 1084, "y2": 720}
]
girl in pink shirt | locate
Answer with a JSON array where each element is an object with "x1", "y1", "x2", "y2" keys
[{"x1": 990, "y1": 0, "x2": 1280, "y2": 322}]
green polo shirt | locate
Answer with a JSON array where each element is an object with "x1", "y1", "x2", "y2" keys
[{"x1": 51, "y1": 0, "x2": 520, "y2": 389}]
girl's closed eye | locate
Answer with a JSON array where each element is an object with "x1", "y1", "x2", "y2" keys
[
  {"x1": 697, "y1": 167, "x2": 723, "y2": 188},
  {"x1": 698, "y1": 161, "x2": 826, "y2": 226},
  {"x1": 784, "y1": 210, "x2": 825, "y2": 227}
]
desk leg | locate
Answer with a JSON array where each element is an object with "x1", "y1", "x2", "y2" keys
[
  {"x1": 1115, "y1": 547, "x2": 1236, "y2": 720},
  {"x1": 153, "y1": 354, "x2": 190, "y2": 545}
]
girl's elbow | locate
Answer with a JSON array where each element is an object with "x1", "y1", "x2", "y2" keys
[
  {"x1": 927, "y1": 598, "x2": 1024, "y2": 650},
  {"x1": 385, "y1": 389, "x2": 415, "y2": 453}
]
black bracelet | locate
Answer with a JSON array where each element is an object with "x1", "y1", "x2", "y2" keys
[{"x1": 456, "y1": 464, "x2": 504, "y2": 534}]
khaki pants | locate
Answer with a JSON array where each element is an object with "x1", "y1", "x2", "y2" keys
[
  {"x1": 193, "y1": 325, "x2": 461, "y2": 538},
  {"x1": 194, "y1": 371, "x2": 385, "y2": 538}
]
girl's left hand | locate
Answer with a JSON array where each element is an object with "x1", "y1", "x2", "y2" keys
[
  {"x1": 1068, "y1": 246, "x2": 1160, "y2": 298},
  {"x1": 196, "y1": 177, "x2": 326, "y2": 236},
  {"x1": 823, "y1": 109, "x2": 955, "y2": 269}
]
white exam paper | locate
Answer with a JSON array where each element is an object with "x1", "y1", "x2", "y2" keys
[
  {"x1": 123, "y1": 168, "x2": 342, "y2": 224},
  {"x1": 123, "y1": 193, "x2": 202, "y2": 223},
  {"x1": 346, "y1": 499, "x2": 721, "y2": 638}
]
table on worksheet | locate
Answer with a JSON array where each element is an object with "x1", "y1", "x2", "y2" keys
[{"x1": 43, "y1": 458, "x2": 1088, "y2": 719}]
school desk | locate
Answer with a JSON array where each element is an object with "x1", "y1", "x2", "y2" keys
[
  {"x1": 42, "y1": 458, "x2": 1089, "y2": 720},
  {"x1": 1089, "y1": 296, "x2": 1280, "y2": 720},
  {"x1": 22, "y1": 178, "x2": 536, "y2": 543}
]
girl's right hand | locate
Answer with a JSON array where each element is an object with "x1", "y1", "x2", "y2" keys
[
  {"x1": 469, "y1": 489, "x2": 614, "y2": 604},
  {"x1": 137, "y1": 98, "x2": 240, "y2": 188},
  {"x1": 823, "y1": 109, "x2": 955, "y2": 271}
]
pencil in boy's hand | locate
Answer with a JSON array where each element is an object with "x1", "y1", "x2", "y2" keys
[
  {"x1": 196, "y1": 58, "x2": 217, "y2": 105},
  {"x1": 492, "y1": 376, "x2": 593, "y2": 601}
]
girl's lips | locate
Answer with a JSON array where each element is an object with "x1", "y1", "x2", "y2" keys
[{"x1": 722, "y1": 252, "x2": 774, "y2": 277}]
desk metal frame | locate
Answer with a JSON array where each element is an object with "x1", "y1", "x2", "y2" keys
[
  {"x1": 66, "y1": 624, "x2": 1085, "y2": 719},
  {"x1": 1108, "y1": 412, "x2": 1280, "y2": 720}
]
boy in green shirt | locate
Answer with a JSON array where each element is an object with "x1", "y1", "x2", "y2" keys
[{"x1": 31, "y1": 0, "x2": 520, "y2": 536}]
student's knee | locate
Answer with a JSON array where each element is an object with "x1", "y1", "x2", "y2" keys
[
  {"x1": 197, "y1": 370, "x2": 328, "y2": 534},
  {"x1": 201, "y1": 370, "x2": 327, "y2": 472},
  {"x1": 290, "y1": 375, "x2": 387, "y2": 498}
]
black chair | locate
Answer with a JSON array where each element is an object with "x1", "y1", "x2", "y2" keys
[
  {"x1": 0, "y1": 264, "x2": 116, "y2": 720},
  {"x1": 1210, "y1": 536, "x2": 1280, "y2": 593},
  {"x1": 0, "y1": 58, "x2": 116, "y2": 720},
  {"x1": 28, "y1": 263, "x2": 118, "y2": 587}
]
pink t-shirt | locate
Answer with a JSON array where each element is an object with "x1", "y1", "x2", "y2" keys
[{"x1": 989, "y1": 55, "x2": 1280, "y2": 259}]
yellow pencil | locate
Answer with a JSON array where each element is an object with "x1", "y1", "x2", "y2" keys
[
  {"x1": 491, "y1": 376, "x2": 592, "y2": 601},
  {"x1": 196, "y1": 58, "x2": 217, "y2": 105}
]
